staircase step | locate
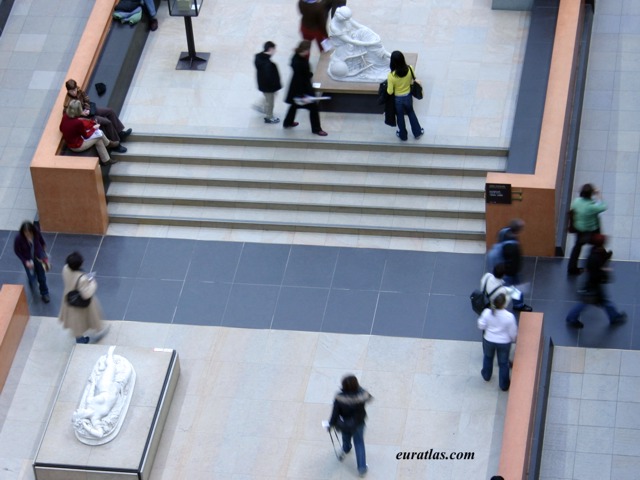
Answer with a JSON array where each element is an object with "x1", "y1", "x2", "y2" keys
[
  {"x1": 107, "y1": 184, "x2": 485, "y2": 218},
  {"x1": 109, "y1": 162, "x2": 486, "y2": 196},
  {"x1": 108, "y1": 203, "x2": 485, "y2": 240},
  {"x1": 106, "y1": 135, "x2": 503, "y2": 247}
]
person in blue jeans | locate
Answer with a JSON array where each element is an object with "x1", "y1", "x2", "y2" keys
[
  {"x1": 478, "y1": 294, "x2": 517, "y2": 391},
  {"x1": 566, "y1": 234, "x2": 626, "y2": 328},
  {"x1": 386, "y1": 50, "x2": 424, "y2": 141},
  {"x1": 13, "y1": 221, "x2": 50, "y2": 303},
  {"x1": 328, "y1": 375, "x2": 373, "y2": 477}
]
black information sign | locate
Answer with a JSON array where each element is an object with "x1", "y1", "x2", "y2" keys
[{"x1": 485, "y1": 183, "x2": 512, "y2": 204}]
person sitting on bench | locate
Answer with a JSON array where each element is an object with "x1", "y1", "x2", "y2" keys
[
  {"x1": 60, "y1": 100, "x2": 118, "y2": 166},
  {"x1": 63, "y1": 79, "x2": 130, "y2": 153}
]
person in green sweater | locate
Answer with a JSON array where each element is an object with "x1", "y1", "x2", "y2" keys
[{"x1": 567, "y1": 183, "x2": 607, "y2": 275}]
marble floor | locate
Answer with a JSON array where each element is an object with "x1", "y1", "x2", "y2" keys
[{"x1": 0, "y1": 317, "x2": 507, "y2": 480}]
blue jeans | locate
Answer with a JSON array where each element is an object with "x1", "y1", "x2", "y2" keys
[
  {"x1": 482, "y1": 338, "x2": 511, "y2": 391},
  {"x1": 566, "y1": 297, "x2": 622, "y2": 324},
  {"x1": 141, "y1": 0, "x2": 156, "y2": 17},
  {"x1": 23, "y1": 260, "x2": 49, "y2": 296},
  {"x1": 342, "y1": 424, "x2": 366, "y2": 474},
  {"x1": 394, "y1": 94, "x2": 422, "y2": 140}
]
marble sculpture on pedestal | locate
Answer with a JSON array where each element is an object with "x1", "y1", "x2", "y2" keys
[
  {"x1": 327, "y1": 6, "x2": 391, "y2": 82},
  {"x1": 72, "y1": 346, "x2": 136, "y2": 445}
]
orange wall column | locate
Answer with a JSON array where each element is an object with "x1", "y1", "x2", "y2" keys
[
  {"x1": 485, "y1": 0, "x2": 584, "y2": 256},
  {"x1": 29, "y1": 0, "x2": 117, "y2": 234},
  {"x1": 0, "y1": 285, "x2": 29, "y2": 393}
]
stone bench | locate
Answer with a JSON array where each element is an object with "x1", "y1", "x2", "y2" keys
[
  {"x1": 0, "y1": 284, "x2": 29, "y2": 393},
  {"x1": 31, "y1": 0, "x2": 157, "y2": 234},
  {"x1": 497, "y1": 312, "x2": 544, "y2": 479}
]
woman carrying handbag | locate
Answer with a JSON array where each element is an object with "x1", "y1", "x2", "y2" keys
[
  {"x1": 59, "y1": 251, "x2": 109, "y2": 344},
  {"x1": 386, "y1": 50, "x2": 424, "y2": 141}
]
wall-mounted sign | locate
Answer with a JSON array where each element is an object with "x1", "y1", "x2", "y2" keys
[{"x1": 485, "y1": 183, "x2": 512, "y2": 204}]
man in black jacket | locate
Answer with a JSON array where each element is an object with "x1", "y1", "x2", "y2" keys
[{"x1": 254, "y1": 41, "x2": 282, "y2": 124}]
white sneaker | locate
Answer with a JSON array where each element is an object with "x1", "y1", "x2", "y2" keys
[{"x1": 359, "y1": 465, "x2": 368, "y2": 477}]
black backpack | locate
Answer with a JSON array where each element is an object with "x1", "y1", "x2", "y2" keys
[{"x1": 470, "y1": 277, "x2": 501, "y2": 315}]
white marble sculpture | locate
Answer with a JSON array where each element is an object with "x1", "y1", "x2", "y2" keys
[
  {"x1": 72, "y1": 346, "x2": 136, "y2": 445},
  {"x1": 327, "y1": 6, "x2": 391, "y2": 83}
]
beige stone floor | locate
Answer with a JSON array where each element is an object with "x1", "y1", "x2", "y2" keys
[
  {"x1": 122, "y1": 0, "x2": 529, "y2": 147},
  {"x1": 0, "y1": 317, "x2": 507, "y2": 479}
]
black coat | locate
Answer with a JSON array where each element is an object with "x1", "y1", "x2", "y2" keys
[
  {"x1": 378, "y1": 80, "x2": 396, "y2": 127},
  {"x1": 285, "y1": 53, "x2": 314, "y2": 105},
  {"x1": 329, "y1": 388, "x2": 372, "y2": 431},
  {"x1": 254, "y1": 52, "x2": 281, "y2": 93}
]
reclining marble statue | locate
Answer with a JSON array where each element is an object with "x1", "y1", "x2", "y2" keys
[
  {"x1": 327, "y1": 6, "x2": 391, "y2": 82},
  {"x1": 72, "y1": 346, "x2": 136, "y2": 445}
]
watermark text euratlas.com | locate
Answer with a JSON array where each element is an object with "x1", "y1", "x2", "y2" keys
[{"x1": 396, "y1": 449, "x2": 475, "y2": 461}]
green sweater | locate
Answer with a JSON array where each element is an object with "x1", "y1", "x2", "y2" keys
[{"x1": 570, "y1": 197, "x2": 607, "y2": 232}]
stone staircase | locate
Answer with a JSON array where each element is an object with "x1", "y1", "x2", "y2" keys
[{"x1": 107, "y1": 134, "x2": 507, "y2": 243}]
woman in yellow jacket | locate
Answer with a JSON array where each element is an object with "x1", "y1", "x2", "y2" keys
[{"x1": 386, "y1": 51, "x2": 423, "y2": 141}]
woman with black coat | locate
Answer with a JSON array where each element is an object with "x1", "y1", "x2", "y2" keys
[{"x1": 283, "y1": 40, "x2": 328, "y2": 136}]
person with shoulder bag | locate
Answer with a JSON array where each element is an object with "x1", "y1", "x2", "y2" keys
[
  {"x1": 59, "y1": 251, "x2": 109, "y2": 344},
  {"x1": 386, "y1": 50, "x2": 423, "y2": 141},
  {"x1": 327, "y1": 374, "x2": 373, "y2": 477},
  {"x1": 477, "y1": 294, "x2": 517, "y2": 391}
]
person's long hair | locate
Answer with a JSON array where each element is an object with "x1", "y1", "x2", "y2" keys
[{"x1": 389, "y1": 50, "x2": 409, "y2": 78}]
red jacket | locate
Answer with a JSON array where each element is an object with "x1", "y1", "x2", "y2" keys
[{"x1": 59, "y1": 114, "x2": 93, "y2": 149}]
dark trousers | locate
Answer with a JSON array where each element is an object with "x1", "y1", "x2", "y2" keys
[
  {"x1": 283, "y1": 103, "x2": 322, "y2": 133},
  {"x1": 23, "y1": 260, "x2": 49, "y2": 296},
  {"x1": 568, "y1": 230, "x2": 598, "y2": 273},
  {"x1": 94, "y1": 106, "x2": 125, "y2": 143}
]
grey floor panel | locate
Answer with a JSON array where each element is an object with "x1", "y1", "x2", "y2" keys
[
  {"x1": 321, "y1": 289, "x2": 378, "y2": 334},
  {"x1": 271, "y1": 286, "x2": 329, "y2": 332},
  {"x1": 371, "y1": 291, "x2": 428, "y2": 338},
  {"x1": 222, "y1": 283, "x2": 279, "y2": 329},
  {"x1": 282, "y1": 245, "x2": 339, "y2": 288},
  {"x1": 233, "y1": 242, "x2": 290, "y2": 286}
]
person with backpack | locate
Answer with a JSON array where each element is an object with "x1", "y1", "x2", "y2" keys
[
  {"x1": 480, "y1": 263, "x2": 512, "y2": 309},
  {"x1": 478, "y1": 294, "x2": 517, "y2": 391},
  {"x1": 328, "y1": 374, "x2": 373, "y2": 477},
  {"x1": 487, "y1": 219, "x2": 532, "y2": 312}
]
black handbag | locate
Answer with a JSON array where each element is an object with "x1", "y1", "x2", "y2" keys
[
  {"x1": 409, "y1": 68, "x2": 423, "y2": 100},
  {"x1": 66, "y1": 275, "x2": 91, "y2": 308}
]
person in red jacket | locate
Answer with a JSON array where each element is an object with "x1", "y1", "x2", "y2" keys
[
  {"x1": 63, "y1": 78, "x2": 130, "y2": 151},
  {"x1": 60, "y1": 100, "x2": 117, "y2": 166},
  {"x1": 298, "y1": 0, "x2": 346, "y2": 52}
]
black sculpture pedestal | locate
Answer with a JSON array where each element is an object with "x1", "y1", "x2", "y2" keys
[{"x1": 175, "y1": 16, "x2": 209, "y2": 71}]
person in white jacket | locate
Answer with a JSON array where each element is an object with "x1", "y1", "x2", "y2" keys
[
  {"x1": 477, "y1": 294, "x2": 517, "y2": 391},
  {"x1": 59, "y1": 251, "x2": 109, "y2": 344}
]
